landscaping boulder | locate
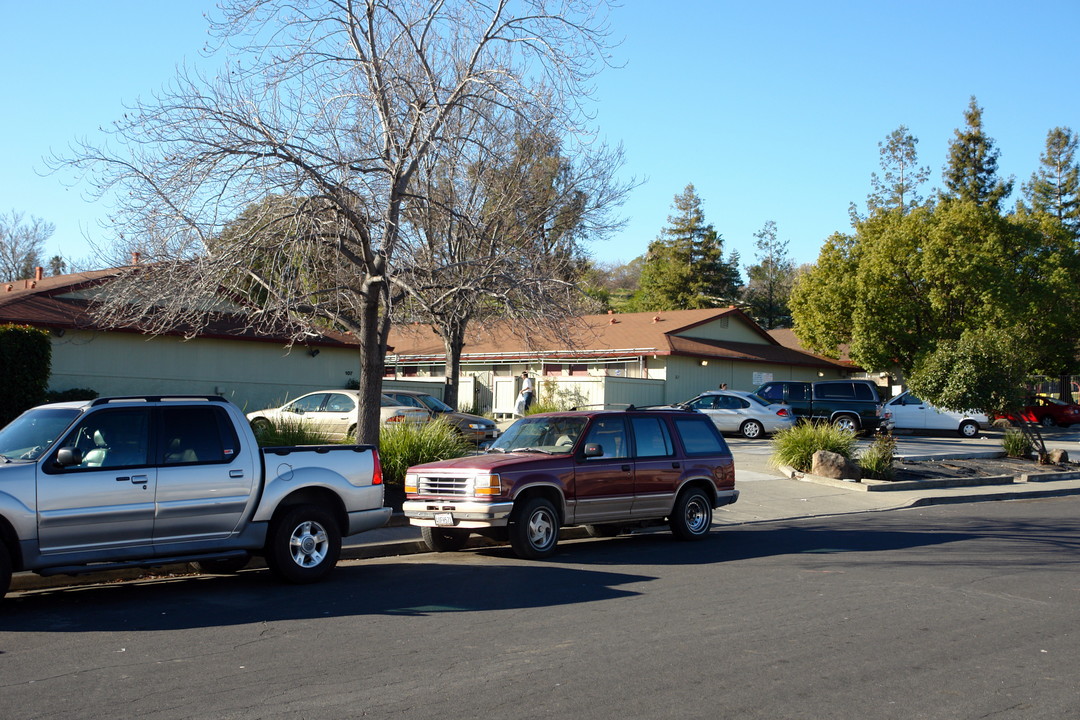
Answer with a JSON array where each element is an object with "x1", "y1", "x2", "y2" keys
[
  {"x1": 812, "y1": 450, "x2": 862, "y2": 481},
  {"x1": 1049, "y1": 448, "x2": 1069, "y2": 464}
]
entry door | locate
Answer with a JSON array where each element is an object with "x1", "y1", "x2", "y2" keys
[{"x1": 37, "y1": 407, "x2": 156, "y2": 555}]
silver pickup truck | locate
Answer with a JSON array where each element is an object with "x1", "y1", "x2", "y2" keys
[{"x1": 0, "y1": 395, "x2": 390, "y2": 599}]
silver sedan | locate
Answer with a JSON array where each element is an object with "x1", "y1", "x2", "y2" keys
[{"x1": 679, "y1": 390, "x2": 796, "y2": 438}]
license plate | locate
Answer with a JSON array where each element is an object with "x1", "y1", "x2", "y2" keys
[{"x1": 434, "y1": 512, "x2": 454, "y2": 526}]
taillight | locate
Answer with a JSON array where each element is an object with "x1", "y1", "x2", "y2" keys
[
  {"x1": 371, "y1": 448, "x2": 384, "y2": 485},
  {"x1": 385, "y1": 414, "x2": 405, "y2": 423},
  {"x1": 776, "y1": 407, "x2": 790, "y2": 417}
]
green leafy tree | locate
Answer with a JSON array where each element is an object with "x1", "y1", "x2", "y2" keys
[
  {"x1": 867, "y1": 125, "x2": 931, "y2": 215},
  {"x1": 788, "y1": 232, "x2": 859, "y2": 357},
  {"x1": 634, "y1": 184, "x2": 741, "y2": 310},
  {"x1": 941, "y1": 97, "x2": 1014, "y2": 211},
  {"x1": 743, "y1": 220, "x2": 795, "y2": 329},
  {"x1": 1021, "y1": 126, "x2": 1080, "y2": 237}
]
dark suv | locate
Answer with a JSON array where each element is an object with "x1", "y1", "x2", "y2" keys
[
  {"x1": 402, "y1": 408, "x2": 738, "y2": 558},
  {"x1": 755, "y1": 380, "x2": 890, "y2": 433}
]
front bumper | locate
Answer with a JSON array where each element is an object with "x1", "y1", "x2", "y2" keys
[{"x1": 403, "y1": 499, "x2": 514, "y2": 529}]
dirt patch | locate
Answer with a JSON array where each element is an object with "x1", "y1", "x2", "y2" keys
[{"x1": 891, "y1": 456, "x2": 1078, "y2": 482}]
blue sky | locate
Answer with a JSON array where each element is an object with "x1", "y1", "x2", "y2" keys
[{"x1": 4, "y1": 1, "x2": 1079, "y2": 272}]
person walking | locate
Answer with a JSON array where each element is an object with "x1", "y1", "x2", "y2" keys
[{"x1": 520, "y1": 371, "x2": 535, "y2": 412}]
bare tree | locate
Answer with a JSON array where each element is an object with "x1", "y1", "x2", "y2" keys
[
  {"x1": 54, "y1": 0, "x2": 617, "y2": 443},
  {"x1": 0, "y1": 210, "x2": 54, "y2": 282},
  {"x1": 395, "y1": 110, "x2": 629, "y2": 408}
]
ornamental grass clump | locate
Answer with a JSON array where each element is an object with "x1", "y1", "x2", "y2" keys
[
  {"x1": 378, "y1": 418, "x2": 470, "y2": 487},
  {"x1": 251, "y1": 417, "x2": 334, "y2": 447},
  {"x1": 770, "y1": 422, "x2": 858, "y2": 473},
  {"x1": 1002, "y1": 428, "x2": 1033, "y2": 458},
  {"x1": 859, "y1": 431, "x2": 897, "y2": 480}
]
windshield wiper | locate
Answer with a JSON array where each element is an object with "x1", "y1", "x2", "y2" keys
[
  {"x1": 0, "y1": 454, "x2": 11, "y2": 463},
  {"x1": 485, "y1": 447, "x2": 508, "y2": 453},
  {"x1": 510, "y1": 447, "x2": 554, "y2": 454}
]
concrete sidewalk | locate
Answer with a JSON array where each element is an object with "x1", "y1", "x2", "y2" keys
[{"x1": 12, "y1": 456, "x2": 1080, "y2": 594}]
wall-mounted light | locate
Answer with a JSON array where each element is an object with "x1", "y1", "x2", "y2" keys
[
  {"x1": 817, "y1": 370, "x2": 824, "y2": 377},
  {"x1": 699, "y1": 360, "x2": 708, "y2": 367},
  {"x1": 309, "y1": 348, "x2": 320, "y2": 358}
]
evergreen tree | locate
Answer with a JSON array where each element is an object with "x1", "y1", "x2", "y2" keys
[
  {"x1": 867, "y1": 125, "x2": 931, "y2": 215},
  {"x1": 1022, "y1": 126, "x2": 1080, "y2": 237},
  {"x1": 941, "y1": 97, "x2": 1013, "y2": 210},
  {"x1": 743, "y1": 220, "x2": 795, "y2": 329},
  {"x1": 634, "y1": 184, "x2": 741, "y2": 310}
]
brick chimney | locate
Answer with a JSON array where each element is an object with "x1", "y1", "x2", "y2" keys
[{"x1": 35, "y1": 266, "x2": 43, "y2": 281}]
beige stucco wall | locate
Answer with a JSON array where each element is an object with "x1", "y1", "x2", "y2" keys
[
  {"x1": 48, "y1": 330, "x2": 365, "y2": 413},
  {"x1": 673, "y1": 315, "x2": 766, "y2": 344}
]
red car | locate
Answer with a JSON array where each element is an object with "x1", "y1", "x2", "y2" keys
[{"x1": 998, "y1": 394, "x2": 1080, "y2": 428}]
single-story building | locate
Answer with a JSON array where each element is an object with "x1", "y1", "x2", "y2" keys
[
  {"x1": 1, "y1": 267, "x2": 858, "y2": 415},
  {"x1": 386, "y1": 308, "x2": 858, "y2": 415}
]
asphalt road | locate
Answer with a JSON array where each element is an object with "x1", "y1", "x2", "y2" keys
[{"x1": 3, "y1": 496, "x2": 1079, "y2": 719}]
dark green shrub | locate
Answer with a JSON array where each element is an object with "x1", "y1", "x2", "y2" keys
[
  {"x1": 859, "y1": 431, "x2": 897, "y2": 480},
  {"x1": 0, "y1": 324, "x2": 51, "y2": 426}
]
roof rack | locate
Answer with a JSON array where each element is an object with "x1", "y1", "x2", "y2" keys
[
  {"x1": 89, "y1": 395, "x2": 229, "y2": 406},
  {"x1": 569, "y1": 403, "x2": 637, "y2": 411}
]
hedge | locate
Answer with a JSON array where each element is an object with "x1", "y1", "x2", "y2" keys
[{"x1": 0, "y1": 324, "x2": 51, "y2": 427}]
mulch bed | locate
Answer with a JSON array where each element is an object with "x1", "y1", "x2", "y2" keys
[{"x1": 891, "y1": 456, "x2": 1077, "y2": 482}]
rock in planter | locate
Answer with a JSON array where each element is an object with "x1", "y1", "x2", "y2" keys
[
  {"x1": 812, "y1": 450, "x2": 862, "y2": 481},
  {"x1": 1049, "y1": 448, "x2": 1069, "y2": 464}
]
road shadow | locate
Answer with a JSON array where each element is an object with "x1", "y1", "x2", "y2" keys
[{"x1": 0, "y1": 560, "x2": 654, "y2": 633}]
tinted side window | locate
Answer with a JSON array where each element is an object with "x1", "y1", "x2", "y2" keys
[
  {"x1": 584, "y1": 416, "x2": 629, "y2": 459},
  {"x1": 674, "y1": 417, "x2": 729, "y2": 456},
  {"x1": 630, "y1": 416, "x2": 673, "y2": 458},
  {"x1": 758, "y1": 384, "x2": 784, "y2": 402},
  {"x1": 290, "y1": 394, "x2": 327, "y2": 412},
  {"x1": 324, "y1": 394, "x2": 356, "y2": 413},
  {"x1": 788, "y1": 384, "x2": 810, "y2": 401},
  {"x1": 58, "y1": 408, "x2": 151, "y2": 470},
  {"x1": 816, "y1": 383, "x2": 855, "y2": 400},
  {"x1": 853, "y1": 383, "x2": 877, "y2": 401},
  {"x1": 161, "y1": 406, "x2": 238, "y2": 465}
]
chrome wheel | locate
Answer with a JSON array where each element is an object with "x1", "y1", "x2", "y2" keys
[
  {"x1": 834, "y1": 415, "x2": 858, "y2": 433},
  {"x1": 670, "y1": 487, "x2": 713, "y2": 541},
  {"x1": 289, "y1": 520, "x2": 330, "y2": 568},
  {"x1": 510, "y1": 497, "x2": 560, "y2": 559},
  {"x1": 741, "y1": 420, "x2": 764, "y2": 439}
]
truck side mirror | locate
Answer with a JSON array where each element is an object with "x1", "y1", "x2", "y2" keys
[
  {"x1": 583, "y1": 443, "x2": 604, "y2": 458},
  {"x1": 55, "y1": 447, "x2": 83, "y2": 467}
]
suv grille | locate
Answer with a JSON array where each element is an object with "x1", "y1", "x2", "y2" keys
[{"x1": 417, "y1": 475, "x2": 469, "y2": 495}]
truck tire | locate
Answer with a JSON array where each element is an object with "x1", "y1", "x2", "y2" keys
[
  {"x1": 265, "y1": 504, "x2": 341, "y2": 584},
  {"x1": 422, "y1": 526, "x2": 470, "y2": 552},
  {"x1": 509, "y1": 497, "x2": 560, "y2": 559},
  {"x1": 958, "y1": 420, "x2": 979, "y2": 438},
  {"x1": 0, "y1": 544, "x2": 11, "y2": 600},
  {"x1": 669, "y1": 486, "x2": 713, "y2": 541}
]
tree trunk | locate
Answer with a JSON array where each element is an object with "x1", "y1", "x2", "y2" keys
[
  {"x1": 354, "y1": 284, "x2": 389, "y2": 446},
  {"x1": 442, "y1": 329, "x2": 466, "y2": 410}
]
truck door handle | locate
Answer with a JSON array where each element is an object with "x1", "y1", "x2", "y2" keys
[
  {"x1": 229, "y1": 469, "x2": 244, "y2": 478},
  {"x1": 117, "y1": 475, "x2": 149, "y2": 485},
  {"x1": 621, "y1": 465, "x2": 631, "y2": 472},
  {"x1": 672, "y1": 462, "x2": 681, "y2": 469}
]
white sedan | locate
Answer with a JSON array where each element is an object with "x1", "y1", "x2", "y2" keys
[
  {"x1": 885, "y1": 391, "x2": 988, "y2": 438},
  {"x1": 247, "y1": 390, "x2": 429, "y2": 440},
  {"x1": 679, "y1": 390, "x2": 795, "y2": 438}
]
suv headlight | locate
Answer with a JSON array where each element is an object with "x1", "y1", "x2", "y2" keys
[
  {"x1": 404, "y1": 473, "x2": 418, "y2": 494},
  {"x1": 472, "y1": 473, "x2": 501, "y2": 496}
]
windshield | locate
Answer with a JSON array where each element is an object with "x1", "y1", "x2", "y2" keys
[
  {"x1": 0, "y1": 407, "x2": 82, "y2": 462},
  {"x1": 489, "y1": 416, "x2": 588, "y2": 453}
]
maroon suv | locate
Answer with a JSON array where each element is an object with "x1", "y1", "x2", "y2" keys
[{"x1": 403, "y1": 408, "x2": 738, "y2": 559}]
